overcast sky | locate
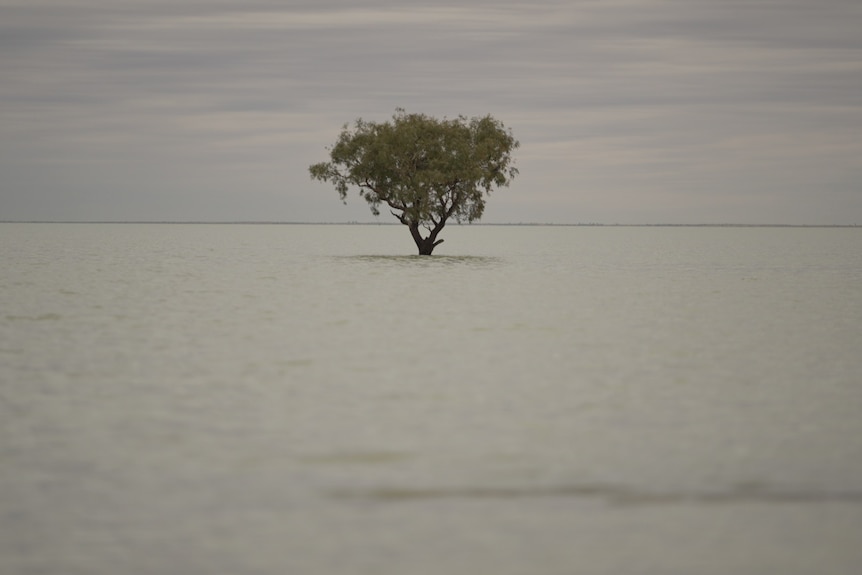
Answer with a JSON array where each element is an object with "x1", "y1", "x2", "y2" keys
[{"x1": 2, "y1": 0, "x2": 860, "y2": 224}]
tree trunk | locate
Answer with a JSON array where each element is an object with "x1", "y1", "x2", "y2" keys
[{"x1": 409, "y1": 222, "x2": 445, "y2": 255}]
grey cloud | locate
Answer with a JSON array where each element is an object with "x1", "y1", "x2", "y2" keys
[{"x1": 1, "y1": 0, "x2": 860, "y2": 223}]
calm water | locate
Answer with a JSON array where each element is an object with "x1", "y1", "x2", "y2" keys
[{"x1": 2, "y1": 223, "x2": 861, "y2": 574}]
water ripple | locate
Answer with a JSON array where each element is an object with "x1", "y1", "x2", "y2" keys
[{"x1": 328, "y1": 483, "x2": 862, "y2": 506}]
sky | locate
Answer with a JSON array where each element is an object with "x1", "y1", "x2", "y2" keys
[{"x1": 1, "y1": 0, "x2": 860, "y2": 224}]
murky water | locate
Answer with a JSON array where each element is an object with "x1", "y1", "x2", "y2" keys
[{"x1": 2, "y1": 223, "x2": 861, "y2": 574}]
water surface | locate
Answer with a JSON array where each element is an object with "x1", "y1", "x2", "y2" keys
[{"x1": 2, "y1": 224, "x2": 861, "y2": 574}]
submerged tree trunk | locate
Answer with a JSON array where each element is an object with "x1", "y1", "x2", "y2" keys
[{"x1": 408, "y1": 222, "x2": 445, "y2": 255}]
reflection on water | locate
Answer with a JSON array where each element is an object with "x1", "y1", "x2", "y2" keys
[{"x1": 335, "y1": 254, "x2": 504, "y2": 268}]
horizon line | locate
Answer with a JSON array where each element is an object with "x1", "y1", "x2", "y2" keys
[{"x1": 0, "y1": 221, "x2": 858, "y2": 228}]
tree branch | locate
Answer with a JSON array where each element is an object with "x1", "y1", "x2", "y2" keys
[
  {"x1": 384, "y1": 197, "x2": 408, "y2": 213},
  {"x1": 390, "y1": 210, "x2": 408, "y2": 225},
  {"x1": 362, "y1": 178, "x2": 381, "y2": 195}
]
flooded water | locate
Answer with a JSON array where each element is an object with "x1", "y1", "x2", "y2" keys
[{"x1": 2, "y1": 223, "x2": 861, "y2": 574}]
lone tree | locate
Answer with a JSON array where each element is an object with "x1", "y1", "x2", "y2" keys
[{"x1": 309, "y1": 109, "x2": 519, "y2": 255}]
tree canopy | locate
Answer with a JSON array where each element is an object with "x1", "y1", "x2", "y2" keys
[{"x1": 309, "y1": 109, "x2": 519, "y2": 255}]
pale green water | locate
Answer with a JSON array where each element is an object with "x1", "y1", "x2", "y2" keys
[{"x1": 2, "y1": 223, "x2": 861, "y2": 574}]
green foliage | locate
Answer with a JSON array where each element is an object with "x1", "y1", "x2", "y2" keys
[{"x1": 309, "y1": 109, "x2": 518, "y2": 252}]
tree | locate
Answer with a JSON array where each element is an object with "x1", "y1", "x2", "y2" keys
[{"x1": 309, "y1": 109, "x2": 519, "y2": 255}]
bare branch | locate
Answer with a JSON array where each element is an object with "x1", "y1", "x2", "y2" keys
[{"x1": 390, "y1": 210, "x2": 408, "y2": 225}]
